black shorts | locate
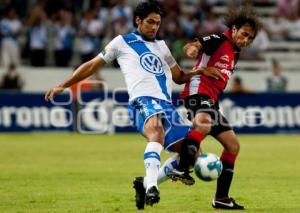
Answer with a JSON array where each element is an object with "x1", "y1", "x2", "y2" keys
[{"x1": 183, "y1": 94, "x2": 232, "y2": 137}]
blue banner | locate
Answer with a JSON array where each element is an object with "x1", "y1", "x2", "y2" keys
[
  {"x1": 219, "y1": 93, "x2": 300, "y2": 133},
  {"x1": 1, "y1": 91, "x2": 300, "y2": 133},
  {"x1": 0, "y1": 92, "x2": 73, "y2": 132}
]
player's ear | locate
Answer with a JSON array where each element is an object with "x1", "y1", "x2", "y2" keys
[
  {"x1": 135, "y1": 16, "x2": 142, "y2": 26},
  {"x1": 232, "y1": 25, "x2": 237, "y2": 34}
]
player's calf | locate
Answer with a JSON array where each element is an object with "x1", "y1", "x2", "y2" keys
[{"x1": 177, "y1": 130, "x2": 204, "y2": 174}]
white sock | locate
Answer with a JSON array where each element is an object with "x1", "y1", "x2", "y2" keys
[
  {"x1": 157, "y1": 154, "x2": 180, "y2": 184},
  {"x1": 144, "y1": 142, "x2": 163, "y2": 191}
]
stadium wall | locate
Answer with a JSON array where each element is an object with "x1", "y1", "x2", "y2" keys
[{"x1": 1, "y1": 91, "x2": 299, "y2": 134}]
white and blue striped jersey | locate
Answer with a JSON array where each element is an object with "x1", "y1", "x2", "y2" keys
[{"x1": 98, "y1": 31, "x2": 177, "y2": 102}]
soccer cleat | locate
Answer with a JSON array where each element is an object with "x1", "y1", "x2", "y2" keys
[
  {"x1": 212, "y1": 197, "x2": 245, "y2": 210},
  {"x1": 133, "y1": 177, "x2": 145, "y2": 210},
  {"x1": 167, "y1": 169, "x2": 195, "y2": 185},
  {"x1": 145, "y1": 186, "x2": 160, "y2": 206}
]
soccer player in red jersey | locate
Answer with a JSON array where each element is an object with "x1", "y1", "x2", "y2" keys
[{"x1": 178, "y1": 7, "x2": 261, "y2": 210}]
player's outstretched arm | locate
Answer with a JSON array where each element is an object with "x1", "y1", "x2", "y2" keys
[
  {"x1": 202, "y1": 67, "x2": 225, "y2": 81},
  {"x1": 45, "y1": 56, "x2": 106, "y2": 101},
  {"x1": 171, "y1": 64, "x2": 225, "y2": 84},
  {"x1": 171, "y1": 64, "x2": 203, "y2": 84}
]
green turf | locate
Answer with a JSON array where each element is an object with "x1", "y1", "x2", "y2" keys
[{"x1": 0, "y1": 133, "x2": 299, "y2": 213}]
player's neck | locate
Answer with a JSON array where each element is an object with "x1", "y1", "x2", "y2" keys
[
  {"x1": 134, "y1": 29, "x2": 155, "y2": 42},
  {"x1": 224, "y1": 30, "x2": 241, "y2": 52}
]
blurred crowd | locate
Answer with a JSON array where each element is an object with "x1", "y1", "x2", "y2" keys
[{"x1": 0, "y1": 0, "x2": 300, "y2": 69}]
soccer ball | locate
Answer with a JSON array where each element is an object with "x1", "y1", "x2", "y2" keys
[{"x1": 194, "y1": 153, "x2": 223, "y2": 181}]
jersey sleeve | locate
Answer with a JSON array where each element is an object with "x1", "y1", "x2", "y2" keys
[
  {"x1": 161, "y1": 41, "x2": 177, "y2": 68},
  {"x1": 198, "y1": 34, "x2": 225, "y2": 56},
  {"x1": 98, "y1": 35, "x2": 122, "y2": 63}
]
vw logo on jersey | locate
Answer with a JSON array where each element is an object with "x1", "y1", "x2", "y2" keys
[{"x1": 140, "y1": 52, "x2": 164, "y2": 75}]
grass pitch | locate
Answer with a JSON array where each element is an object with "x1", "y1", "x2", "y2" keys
[{"x1": 0, "y1": 133, "x2": 299, "y2": 213}]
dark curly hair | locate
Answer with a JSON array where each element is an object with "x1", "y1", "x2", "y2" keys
[
  {"x1": 133, "y1": 0, "x2": 162, "y2": 28},
  {"x1": 224, "y1": 6, "x2": 262, "y2": 36}
]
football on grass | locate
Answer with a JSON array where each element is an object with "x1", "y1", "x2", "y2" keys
[{"x1": 194, "y1": 153, "x2": 223, "y2": 181}]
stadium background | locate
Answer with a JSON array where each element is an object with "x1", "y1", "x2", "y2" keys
[
  {"x1": 0, "y1": 0, "x2": 300, "y2": 212},
  {"x1": 1, "y1": 0, "x2": 300, "y2": 133}
]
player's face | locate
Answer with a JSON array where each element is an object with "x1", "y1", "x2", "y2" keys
[
  {"x1": 137, "y1": 13, "x2": 161, "y2": 39},
  {"x1": 232, "y1": 24, "x2": 255, "y2": 49}
]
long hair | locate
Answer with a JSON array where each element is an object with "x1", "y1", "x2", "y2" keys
[
  {"x1": 224, "y1": 6, "x2": 262, "y2": 36},
  {"x1": 133, "y1": 0, "x2": 162, "y2": 28}
]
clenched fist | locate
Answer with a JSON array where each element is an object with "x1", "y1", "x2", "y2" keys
[{"x1": 184, "y1": 41, "x2": 201, "y2": 58}]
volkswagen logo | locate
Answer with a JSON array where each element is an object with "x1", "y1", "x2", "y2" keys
[{"x1": 140, "y1": 52, "x2": 164, "y2": 75}]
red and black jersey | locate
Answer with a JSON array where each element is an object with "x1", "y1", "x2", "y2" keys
[{"x1": 181, "y1": 31, "x2": 240, "y2": 102}]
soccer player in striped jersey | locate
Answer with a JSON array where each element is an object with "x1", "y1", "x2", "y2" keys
[{"x1": 180, "y1": 6, "x2": 261, "y2": 210}]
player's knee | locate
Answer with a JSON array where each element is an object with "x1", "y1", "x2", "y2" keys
[
  {"x1": 194, "y1": 119, "x2": 211, "y2": 135},
  {"x1": 227, "y1": 141, "x2": 240, "y2": 155},
  {"x1": 193, "y1": 125, "x2": 210, "y2": 135},
  {"x1": 193, "y1": 115, "x2": 211, "y2": 135},
  {"x1": 153, "y1": 125, "x2": 164, "y2": 140},
  {"x1": 145, "y1": 125, "x2": 164, "y2": 142}
]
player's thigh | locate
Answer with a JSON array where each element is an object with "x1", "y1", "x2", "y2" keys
[
  {"x1": 213, "y1": 130, "x2": 240, "y2": 154},
  {"x1": 128, "y1": 96, "x2": 166, "y2": 142},
  {"x1": 184, "y1": 94, "x2": 215, "y2": 133}
]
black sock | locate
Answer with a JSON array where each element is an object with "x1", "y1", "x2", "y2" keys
[
  {"x1": 216, "y1": 162, "x2": 234, "y2": 198},
  {"x1": 177, "y1": 138, "x2": 199, "y2": 172}
]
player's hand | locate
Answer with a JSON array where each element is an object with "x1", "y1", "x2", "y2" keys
[
  {"x1": 45, "y1": 86, "x2": 65, "y2": 101},
  {"x1": 184, "y1": 41, "x2": 201, "y2": 58},
  {"x1": 191, "y1": 67, "x2": 204, "y2": 75},
  {"x1": 202, "y1": 67, "x2": 225, "y2": 81}
]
